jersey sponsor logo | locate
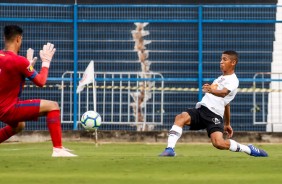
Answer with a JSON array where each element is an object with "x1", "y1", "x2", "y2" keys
[
  {"x1": 212, "y1": 117, "x2": 221, "y2": 124},
  {"x1": 27, "y1": 65, "x2": 34, "y2": 72}
]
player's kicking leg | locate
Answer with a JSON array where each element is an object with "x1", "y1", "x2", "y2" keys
[
  {"x1": 159, "y1": 111, "x2": 192, "y2": 157},
  {"x1": 158, "y1": 124, "x2": 182, "y2": 156}
]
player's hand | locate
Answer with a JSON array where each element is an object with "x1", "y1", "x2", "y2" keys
[
  {"x1": 40, "y1": 42, "x2": 56, "y2": 68},
  {"x1": 202, "y1": 83, "x2": 211, "y2": 93},
  {"x1": 202, "y1": 83, "x2": 217, "y2": 93},
  {"x1": 26, "y1": 48, "x2": 38, "y2": 66},
  {"x1": 224, "y1": 125, "x2": 233, "y2": 138}
]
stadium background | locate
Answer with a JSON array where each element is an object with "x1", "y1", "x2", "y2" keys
[{"x1": 0, "y1": 0, "x2": 280, "y2": 135}]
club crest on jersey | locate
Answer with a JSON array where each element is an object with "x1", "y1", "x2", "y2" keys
[
  {"x1": 27, "y1": 65, "x2": 34, "y2": 72},
  {"x1": 218, "y1": 77, "x2": 225, "y2": 83},
  {"x1": 212, "y1": 117, "x2": 221, "y2": 124}
]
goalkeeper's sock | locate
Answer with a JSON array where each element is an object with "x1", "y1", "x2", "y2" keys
[
  {"x1": 47, "y1": 110, "x2": 62, "y2": 148},
  {"x1": 229, "y1": 139, "x2": 251, "y2": 154},
  {"x1": 167, "y1": 125, "x2": 183, "y2": 148},
  {"x1": 0, "y1": 125, "x2": 15, "y2": 143}
]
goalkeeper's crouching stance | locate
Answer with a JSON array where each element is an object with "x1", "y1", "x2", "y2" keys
[
  {"x1": 0, "y1": 25, "x2": 77, "y2": 157},
  {"x1": 159, "y1": 50, "x2": 268, "y2": 157}
]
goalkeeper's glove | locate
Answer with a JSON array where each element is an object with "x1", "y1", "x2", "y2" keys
[
  {"x1": 40, "y1": 42, "x2": 56, "y2": 68},
  {"x1": 26, "y1": 48, "x2": 38, "y2": 66}
]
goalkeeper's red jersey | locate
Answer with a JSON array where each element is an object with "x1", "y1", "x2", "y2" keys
[{"x1": 0, "y1": 50, "x2": 38, "y2": 116}]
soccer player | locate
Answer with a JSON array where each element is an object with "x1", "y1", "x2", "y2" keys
[
  {"x1": 0, "y1": 25, "x2": 77, "y2": 157},
  {"x1": 159, "y1": 50, "x2": 268, "y2": 157}
]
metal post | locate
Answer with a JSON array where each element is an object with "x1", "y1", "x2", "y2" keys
[
  {"x1": 198, "y1": 6, "x2": 203, "y2": 101},
  {"x1": 73, "y1": 2, "x2": 78, "y2": 130}
]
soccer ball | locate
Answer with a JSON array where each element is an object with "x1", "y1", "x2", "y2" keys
[{"x1": 80, "y1": 111, "x2": 102, "y2": 130}]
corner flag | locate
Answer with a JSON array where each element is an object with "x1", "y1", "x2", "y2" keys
[{"x1": 76, "y1": 60, "x2": 94, "y2": 93}]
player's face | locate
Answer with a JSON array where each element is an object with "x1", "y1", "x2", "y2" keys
[
  {"x1": 16, "y1": 35, "x2": 23, "y2": 53},
  {"x1": 220, "y1": 54, "x2": 236, "y2": 74}
]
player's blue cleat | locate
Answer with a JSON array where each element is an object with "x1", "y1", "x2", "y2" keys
[
  {"x1": 248, "y1": 144, "x2": 268, "y2": 157},
  {"x1": 159, "y1": 147, "x2": 176, "y2": 157}
]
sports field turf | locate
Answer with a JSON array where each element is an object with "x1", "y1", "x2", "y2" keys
[{"x1": 0, "y1": 142, "x2": 281, "y2": 184}]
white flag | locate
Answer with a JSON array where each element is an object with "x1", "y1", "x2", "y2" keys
[{"x1": 76, "y1": 60, "x2": 94, "y2": 93}]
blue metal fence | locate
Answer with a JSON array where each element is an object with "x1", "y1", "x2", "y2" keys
[{"x1": 0, "y1": 3, "x2": 278, "y2": 131}]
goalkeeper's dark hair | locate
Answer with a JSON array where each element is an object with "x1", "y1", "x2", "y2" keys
[
  {"x1": 222, "y1": 50, "x2": 238, "y2": 64},
  {"x1": 4, "y1": 25, "x2": 23, "y2": 41}
]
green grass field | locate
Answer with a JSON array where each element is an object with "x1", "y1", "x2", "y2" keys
[{"x1": 0, "y1": 142, "x2": 282, "y2": 184}]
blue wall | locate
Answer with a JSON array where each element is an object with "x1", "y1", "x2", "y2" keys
[{"x1": 0, "y1": 4, "x2": 277, "y2": 131}]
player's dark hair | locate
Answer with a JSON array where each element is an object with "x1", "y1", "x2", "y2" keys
[
  {"x1": 223, "y1": 50, "x2": 239, "y2": 64},
  {"x1": 4, "y1": 25, "x2": 23, "y2": 41}
]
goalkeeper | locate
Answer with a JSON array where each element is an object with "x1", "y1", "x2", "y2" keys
[{"x1": 0, "y1": 25, "x2": 77, "y2": 157}]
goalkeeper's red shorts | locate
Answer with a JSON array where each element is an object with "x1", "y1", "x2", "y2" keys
[{"x1": 0, "y1": 99, "x2": 41, "y2": 127}]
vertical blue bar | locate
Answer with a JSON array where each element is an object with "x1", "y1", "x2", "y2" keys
[
  {"x1": 198, "y1": 6, "x2": 203, "y2": 101},
  {"x1": 73, "y1": 3, "x2": 78, "y2": 130}
]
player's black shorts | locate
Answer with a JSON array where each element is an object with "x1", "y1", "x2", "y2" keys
[{"x1": 186, "y1": 105, "x2": 224, "y2": 137}]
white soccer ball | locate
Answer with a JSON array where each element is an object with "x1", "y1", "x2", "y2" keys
[{"x1": 80, "y1": 111, "x2": 102, "y2": 130}]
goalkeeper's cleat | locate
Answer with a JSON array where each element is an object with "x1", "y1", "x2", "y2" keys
[
  {"x1": 52, "y1": 147, "x2": 78, "y2": 157},
  {"x1": 62, "y1": 147, "x2": 74, "y2": 152},
  {"x1": 248, "y1": 144, "x2": 268, "y2": 157},
  {"x1": 159, "y1": 147, "x2": 176, "y2": 157}
]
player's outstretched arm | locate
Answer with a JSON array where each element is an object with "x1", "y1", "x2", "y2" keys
[
  {"x1": 40, "y1": 42, "x2": 56, "y2": 68},
  {"x1": 31, "y1": 43, "x2": 56, "y2": 87}
]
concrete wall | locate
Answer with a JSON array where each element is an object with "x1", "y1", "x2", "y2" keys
[{"x1": 5, "y1": 131, "x2": 282, "y2": 144}]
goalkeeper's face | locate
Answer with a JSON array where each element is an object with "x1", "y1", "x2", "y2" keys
[{"x1": 15, "y1": 35, "x2": 23, "y2": 53}]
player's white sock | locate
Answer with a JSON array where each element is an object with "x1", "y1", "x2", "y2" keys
[
  {"x1": 229, "y1": 139, "x2": 251, "y2": 154},
  {"x1": 167, "y1": 125, "x2": 183, "y2": 148}
]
